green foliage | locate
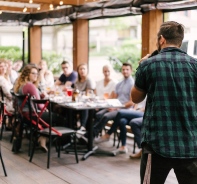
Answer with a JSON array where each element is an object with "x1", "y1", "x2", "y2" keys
[
  {"x1": 0, "y1": 46, "x2": 63, "y2": 75},
  {"x1": 108, "y1": 39, "x2": 141, "y2": 74},
  {"x1": 0, "y1": 46, "x2": 28, "y2": 64},
  {"x1": 42, "y1": 51, "x2": 63, "y2": 75},
  {"x1": 0, "y1": 46, "x2": 21, "y2": 52}
]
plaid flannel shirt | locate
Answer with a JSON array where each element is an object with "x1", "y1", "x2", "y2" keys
[{"x1": 135, "y1": 47, "x2": 197, "y2": 158}]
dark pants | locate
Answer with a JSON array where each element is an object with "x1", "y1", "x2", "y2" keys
[
  {"x1": 129, "y1": 117, "x2": 143, "y2": 148},
  {"x1": 93, "y1": 109, "x2": 118, "y2": 136},
  {"x1": 141, "y1": 153, "x2": 197, "y2": 184}
]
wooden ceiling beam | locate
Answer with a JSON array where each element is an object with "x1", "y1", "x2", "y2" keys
[
  {"x1": 0, "y1": 6, "x2": 32, "y2": 13},
  {"x1": 1, "y1": 0, "x2": 99, "y2": 6}
]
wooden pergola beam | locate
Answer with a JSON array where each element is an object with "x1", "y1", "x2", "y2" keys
[{"x1": 141, "y1": 9, "x2": 163, "y2": 57}]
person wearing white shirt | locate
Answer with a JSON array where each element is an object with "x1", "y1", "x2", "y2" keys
[{"x1": 95, "y1": 65, "x2": 117, "y2": 99}]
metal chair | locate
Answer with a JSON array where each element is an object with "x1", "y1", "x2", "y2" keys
[
  {"x1": 29, "y1": 98, "x2": 78, "y2": 168},
  {"x1": 0, "y1": 100, "x2": 8, "y2": 176}
]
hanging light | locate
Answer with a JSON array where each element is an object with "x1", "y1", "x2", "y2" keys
[
  {"x1": 23, "y1": 6, "x2": 27, "y2": 12},
  {"x1": 0, "y1": 10, "x2": 2, "y2": 14},
  {"x1": 49, "y1": 4, "x2": 54, "y2": 10},
  {"x1": 29, "y1": 0, "x2": 33, "y2": 3},
  {"x1": 37, "y1": 6, "x2": 40, "y2": 10},
  {"x1": 59, "y1": 1, "x2": 63, "y2": 5}
]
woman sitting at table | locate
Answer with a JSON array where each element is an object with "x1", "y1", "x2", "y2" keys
[
  {"x1": 13, "y1": 65, "x2": 62, "y2": 152},
  {"x1": 95, "y1": 65, "x2": 117, "y2": 99},
  {"x1": 74, "y1": 63, "x2": 96, "y2": 131}
]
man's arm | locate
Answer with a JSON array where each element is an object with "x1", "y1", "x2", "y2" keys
[
  {"x1": 55, "y1": 79, "x2": 62, "y2": 86},
  {"x1": 131, "y1": 86, "x2": 146, "y2": 104}
]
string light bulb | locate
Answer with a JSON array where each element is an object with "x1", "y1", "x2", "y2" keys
[
  {"x1": 23, "y1": 6, "x2": 27, "y2": 12},
  {"x1": 37, "y1": 6, "x2": 40, "y2": 10},
  {"x1": 59, "y1": 1, "x2": 63, "y2": 5},
  {"x1": 29, "y1": 0, "x2": 33, "y2": 3},
  {"x1": 0, "y1": 10, "x2": 2, "y2": 14},
  {"x1": 49, "y1": 4, "x2": 54, "y2": 10}
]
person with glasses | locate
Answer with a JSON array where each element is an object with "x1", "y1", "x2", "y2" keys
[
  {"x1": 14, "y1": 65, "x2": 60, "y2": 152},
  {"x1": 38, "y1": 60, "x2": 54, "y2": 89},
  {"x1": 55, "y1": 60, "x2": 77, "y2": 88}
]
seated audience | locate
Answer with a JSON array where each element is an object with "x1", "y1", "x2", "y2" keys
[
  {"x1": 55, "y1": 61, "x2": 77, "y2": 88},
  {"x1": 74, "y1": 63, "x2": 96, "y2": 131},
  {"x1": 95, "y1": 65, "x2": 117, "y2": 99},
  {"x1": 95, "y1": 99, "x2": 146, "y2": 155},
  {"x1": 93, "y1": 63, "x2": 135, "y2": 138}
]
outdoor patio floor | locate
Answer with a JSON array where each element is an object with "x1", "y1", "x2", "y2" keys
[{"x1": 0, "y1": 131, "x2": 177, "y2": 184}]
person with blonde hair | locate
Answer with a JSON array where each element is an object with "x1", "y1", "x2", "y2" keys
[
  {"x1": 0, "y1": 59, "x2": 14, "y2": 114},
  {"x1": 38, "y1": 60, "x2": 54, "y2": 89},
  {"x1": 95, "y1": 65, "x2": 117, "y2": 99}
]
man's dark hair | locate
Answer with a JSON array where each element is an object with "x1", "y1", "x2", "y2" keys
[
  {"x1": 157, "y1": 21, "x2": 184, "y2": 47},
  {"x1": 122, "y1": 62, "x2": 132, "y2": 69},
  {"x1": 61, "y1": 60, "x2": 70, "y2": 65}
]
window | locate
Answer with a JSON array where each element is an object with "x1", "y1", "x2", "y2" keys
[
  {"x1": 180, "y1": 41, "x2": 188, "y2": 53},
  {"x1": 193, "y1": 40, "x2": 197, "y2": 55}
]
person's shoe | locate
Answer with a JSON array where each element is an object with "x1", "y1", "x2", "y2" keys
[
  {"x1": 94, "y1": 136, "x2": 109, "y2": 144},
  {"x1": 130, "y1": 149, "x2": 142, "y2": 159},
  {"x1": 77, "y1": 126, "x2": 86, "y2": 136},
  {"x1": 80, "y1": 126, "x2": 86, "y2": 131},
  {"x1": 112, "y1": 147, "x2": 128, "y2": 156},
  {"x1": 38, "y1": 136, "x2": 48, "y2": 152}
]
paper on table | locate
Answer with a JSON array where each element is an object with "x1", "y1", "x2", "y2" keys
[{"x1": 106, "y1": 99, "x2": 123, "y2": 107}]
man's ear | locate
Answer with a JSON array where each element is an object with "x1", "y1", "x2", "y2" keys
[{"x1": 160, "y1": 35, "x2": 166, "y2": 45}]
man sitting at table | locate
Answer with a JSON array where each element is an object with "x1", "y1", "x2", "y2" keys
[
  {"x1": 93, "y1": 63, "x2": 135, "y2": 152},
  {"x1": 55, "y1": 61, "x2": 77, "y2": 88}
]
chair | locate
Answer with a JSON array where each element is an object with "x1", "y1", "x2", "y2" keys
[
  {"x1": 0, "y1": 87, "x2": 14, "y2": 140},
  {"x1": 0, "y1": 100, "x2": 8, "y2": 176},
  {"x1": 11, "y1": 93, "x2": 32, "y2": 154},
  {"x1": 29, "y1": 98, "x2": 78, "y2": 169}
]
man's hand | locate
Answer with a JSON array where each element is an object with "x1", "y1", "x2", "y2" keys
[{"x1": 138, "y1": 54, "x2": 151, "y2": 65}]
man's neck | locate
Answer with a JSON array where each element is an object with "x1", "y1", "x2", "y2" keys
[{"x1": 64, "y1": 71, "x2": 72, "y2": 77}]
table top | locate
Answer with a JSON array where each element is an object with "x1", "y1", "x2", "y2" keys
[{"x1": 50, "y1": 96, "x2": 124, "y2": 110}]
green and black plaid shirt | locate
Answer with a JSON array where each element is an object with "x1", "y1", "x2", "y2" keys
[{"x1": 135, "y1": 47, "x2": 197, "y2": 158}]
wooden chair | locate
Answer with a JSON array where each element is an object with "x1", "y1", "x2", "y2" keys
[{"x1": 29, "y1": 98, "x2": 78, "y2": 168}]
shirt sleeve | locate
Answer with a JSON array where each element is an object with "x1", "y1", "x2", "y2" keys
[
  {"x1": 135, "y1": 66, "x2": 147, "y2": 92},
  {"x1": 87, "y1": 78, "x2": 96, "y2": 90},
  {"x1": 70, "y1": 72, "x2": 78, "y2": 84},
  {"x1": 0, "y1": 78, "x2": 12, "y2": 100}
]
